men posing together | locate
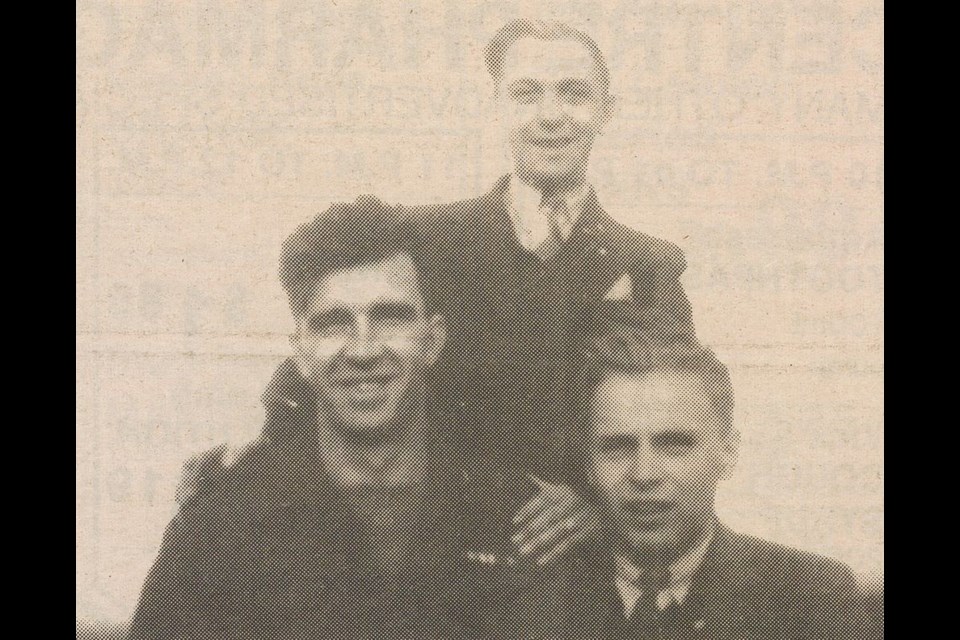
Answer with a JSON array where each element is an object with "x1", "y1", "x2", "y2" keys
[{"x1": 129, "y1": 19, "x2": 875, "y2": 640}]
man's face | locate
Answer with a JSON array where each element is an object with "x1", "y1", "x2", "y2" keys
[
  {"x1": 497, "y1": 37, "x2": 613, "y2": 191},
  {"x1": 291, "y1": 253, "x2": 445, "y2": 436},
  {"x1": 589, "y1": 371, "x2": 738, "y2": 562}
]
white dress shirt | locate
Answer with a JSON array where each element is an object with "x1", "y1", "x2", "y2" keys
[
  {"x1": 506, "y1": 174, "x2": 592, "y2": 252},
  {"x1": 614, "y1": 527, "x2": 715, "y2": 615}
]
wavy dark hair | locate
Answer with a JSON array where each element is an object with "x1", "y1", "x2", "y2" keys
[{"x1": 279, "y1": 196, "x2": 437, "y2": 316}]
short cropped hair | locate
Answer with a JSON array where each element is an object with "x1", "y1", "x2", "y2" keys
[
  {"x1": 484, "y1": 19, "x2": 611, "y2": 93},
  {"x1": 579, "y1": 330, "x2": 735, "y2": 433},
  {"x1": 279, "y1": 196, "x2": 433, "y2": 316}
]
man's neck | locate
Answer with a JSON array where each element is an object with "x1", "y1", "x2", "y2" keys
[
  {"x1": 515, "y1": 170, "x2": 587, "y2": 199},
  {"x1": 612, "y1": 521, "x2": 717, "y2": 610},
  {"x1": 620, "y1": 519, "x2": 717, "y2": 571},
  {"x1": 316, "y1": 413, "x2": 429, "y2": 487}
]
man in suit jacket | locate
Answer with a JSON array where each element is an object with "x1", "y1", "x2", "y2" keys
[
  {"x1": 128, "y1": 201, "x2": 506, "y2": 640},
  {"x1": 510, "y1": 335, "x2": 869, "y2": 639},
  {"x1": 401, "y1": 19, "x2": 697, "y2": 561}
]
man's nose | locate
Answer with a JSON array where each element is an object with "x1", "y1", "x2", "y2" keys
[
  {"x1": 537, "y1": 91, "x2": 563, "y2": 127},
  {"x1": 343, "y1": 316, "x2": 385, "y2": 362},
  {"x1": 627, "y1": 443, "x2": 663, "y2": 488}
]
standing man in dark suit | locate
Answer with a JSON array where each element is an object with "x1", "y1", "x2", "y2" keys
[
  {"x1": 409, "y1": 19, "x2": 697, "y2": 562},
  {"x1": 128, "y1": 201, "x2": 504, "y2": 640},
  {"x1": 511, "y1": 334, "x2": 868, "y2": 639}
]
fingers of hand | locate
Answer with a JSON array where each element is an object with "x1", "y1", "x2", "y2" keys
[
  {"x1": 512, "y1": 494, "x2": 581, "y2": 548},
  {"x1": 535, "y1": 533, "x2": 584, "y2": 567},
  {"x1": 517, "y1": 513, "x2": 591, "y2": 560},
  {"x1": 513, "y1": 480, "x2": 578, "y2": 527},
  {"x1": 513, "y1": 491, "x2": 549, "y2": 526}
]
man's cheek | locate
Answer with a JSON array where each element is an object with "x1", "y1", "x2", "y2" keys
[
  {"x1": 593, "y1": 461, "x2": 623, "y2": 495},
  {"x1": 567, "y1": 106, "x2": 595, "y2": 124},
  {"x1": 383, "y1": 336, "x2": 420, "y2": 358},
  {"x1": 298, "y1": 348, "x2": 340, "y2": 377},
  {"x1": 512, "y1": 103, "x2": 536, "y2": 119}
]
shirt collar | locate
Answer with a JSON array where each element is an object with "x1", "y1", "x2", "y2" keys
[
  {"x1": 614, "y1": 525, "x2": 715, "y2": 613},
  {"x1": 506, "y1": 174, "x2": 592, "y2": 251}
]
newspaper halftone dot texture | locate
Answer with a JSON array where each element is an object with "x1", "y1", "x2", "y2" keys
[
  {"x1": 119, "y1": 18, "x2": 879, "y2": 636},
  {"x1": 121, "y1": 192, "x2": 880, "y2": 637},
  {"x1": 76, "y1": 621, "x2": 127, "y2": 640}
]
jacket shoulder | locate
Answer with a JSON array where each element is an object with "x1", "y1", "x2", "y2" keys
[
  {"x1": 715, "y1": 527, "x2": 863, "y2": 630},
  {"x1": 174, "y1": 439, "x2": 296, "y2": 540},
  {"x1": 723, "y1": 529, "x2": 857, "y2": 591},
  {"x1": 600, "y1": 218, "x2": 688, "y2": 277},
  {"x1": 702, "y1": 529, "x2": 872, "y2": 639}
]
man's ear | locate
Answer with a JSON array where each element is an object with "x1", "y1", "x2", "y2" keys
[
  {"x1": 424, "y1": 314, "x2": 447, "y2": 368},
  {"x1": 289, "y1": 327, "x2": 311, "y2": 378},
  {"x1": 719, "y1": 428, "x2": 741, "y2": 481},
  {"x1": 597, "y1": 92, "x2": 617, "y2": 130}
]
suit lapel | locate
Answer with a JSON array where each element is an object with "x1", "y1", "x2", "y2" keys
[
  {"x1": 680, "y1": 524, "x2": 754, "y2": 639},
  {"x1": 475, "y1": 174, "x2": 518, "y2": 254},
  {"x1": 516, "y1": 547, "x2": 621, "y2": 640},
  {"x1": 470, "y1": 177, "x2": 634, "y2": 305},
  {"x1": 469, "y1": 176, "x2": 528, "y2": 313},
  {"x1": 559, "y1": 190, "x2": 637, "y2": 303}
]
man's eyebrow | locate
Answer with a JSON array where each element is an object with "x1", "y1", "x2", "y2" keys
[
  {"x1": 307, "y1": 307, "x2": 351, "y2": 326},
  {"x1": 369, "y1": 300, "x2": 418, "y2": 317},
  {"x1": 651, "y1": 430, "x2": 699, "y2": 446}
]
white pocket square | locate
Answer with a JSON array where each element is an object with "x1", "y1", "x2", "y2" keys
[{"x1": 603, "y1": 272, "x2": 633, "y2": 301}]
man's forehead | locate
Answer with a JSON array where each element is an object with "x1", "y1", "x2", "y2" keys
[
  {"x1": 592, "y1": 371, "x2": 717, "y2": 433},
  {"x1": 305, "y1": 253, "x2": 424, "y2": 311},
  {"x1": 501, "y1": 37, "x2": 600, "y2": 82}
]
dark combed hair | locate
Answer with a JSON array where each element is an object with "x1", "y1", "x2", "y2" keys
[
  {"x1": 578, "y1": 329, "x2": 735, "y2": 432},
  {"x1": 484, "y1": 19, "x2": 611, "y2": 93},
  {"x1": 279, "y1": 196, "x2": 432, "y2": 316}
]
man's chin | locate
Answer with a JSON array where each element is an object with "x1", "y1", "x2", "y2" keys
[
  {"x1": 621, "y1": 529, "x2": 681, "y2": 564},
  {"x1": 518, "y1": 160, "x2": 581, "y2": 188},
  {"x1": 330, "y1": 410, "x2": 398, "y2": 439}
]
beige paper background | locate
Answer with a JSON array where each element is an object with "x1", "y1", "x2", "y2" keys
[{"x1": 76, "y1": 0, "x2": 883, "y2": 627}]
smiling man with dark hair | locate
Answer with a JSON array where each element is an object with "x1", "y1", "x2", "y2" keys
[{"x1": 128, "y1": 199, "x2": 501, "y2": 640}]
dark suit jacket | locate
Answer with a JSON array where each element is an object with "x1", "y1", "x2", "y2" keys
[
  {"x1": 510, "y1": 524, "x2": 872, "y2": 640},
  {"x1": 128, "y1": 361, "x2": 503, "y2": 640},
  {"x1": 407, "y1": 176, "x2": 696, "y2": 493}
]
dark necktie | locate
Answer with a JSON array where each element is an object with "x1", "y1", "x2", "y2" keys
[
  {"x1": 534, "y1": 194, "x2": 569, "y2": 261},
  {"x1": 616, "y1": 565, "x2": 671, "y2": 639}
]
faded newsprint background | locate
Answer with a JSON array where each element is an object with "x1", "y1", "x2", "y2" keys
[{"x1": 76, "y1": 0, "x2": 883, "y2": 631}]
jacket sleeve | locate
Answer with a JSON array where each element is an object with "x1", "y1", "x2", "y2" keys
[{"x1": 126, "y1": 504, "x2": 223, "y2": 640}]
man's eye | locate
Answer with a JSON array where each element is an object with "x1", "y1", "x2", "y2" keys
[
  {"x1": 558, "y1": 80, "x2": 593, "y2": 105},
  {"x1": 371, "y1": 302, "x2": 417, "y2": 327},
  {"x1": 509, "y1": 82, "x2": 541, "y2": 104},
  {"x1": 653, "y1": 432, "x2": 698, "y2": 453},
  {"x1": 597, "y1": 434, "x2": 635, "y2": 455},
  {"x1": 307, "y1": 310, "x2": 351, "y2": 335}
]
